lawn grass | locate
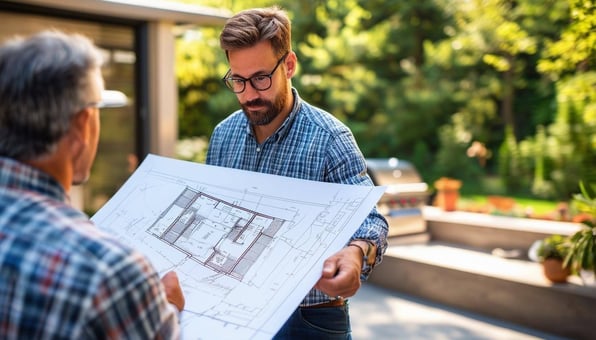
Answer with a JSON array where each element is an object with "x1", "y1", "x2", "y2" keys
[
  {"x1": 455, "y1": 175, "x2": 563, "y2": 217},
  {"x1": 458, "y1": 194, "x2": 560, "y2": 216},
  {"x1": 432, "y1": 175, "x2": 577, "y2": 220}
]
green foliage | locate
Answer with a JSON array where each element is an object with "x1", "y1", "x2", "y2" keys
[
  {"x1": 428, "y1": 0, "x2": 566, "y2": 186},
  {"x1": 538, "y1": 0, "x2": 595, "y2": 79},
  {"x1": 564, "y1": 181, "x2": 596, "y2": 273},
  {"x1": 515, "y1": 72, "x2": 596, "y2": 199},
  {"x1": 175, "y1": 137, "x2": 208, "y2": 163},
  {"x1": 537, "y1": 234, "x2": 570, "y2": 261},
  {"x1": 577, "y1": 181, "x2": 596, "y2": 212},
  {"x1": 529, "y1": 125, "x2": 555, "y2": 198},
  {"x1": 175, "y1": 27, "x2": 233, "y2": 138},
  {"x1": 498, "y1": 126, "x2": 532, "y2": 193},
  {"x1": 172, "y1": 0, "x2": 594, "y2": 201},
  {"x1": 432, "y1": 115, "x2": 483, "y2": 182}
]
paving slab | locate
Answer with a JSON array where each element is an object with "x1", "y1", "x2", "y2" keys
[{"x1": 349, "y1": 283, "x2": 569, "y2": 340}]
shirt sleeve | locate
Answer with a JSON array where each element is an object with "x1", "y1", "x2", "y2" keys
[
  {"x1": 82, "y1": 250, "x2": 180, "y2": 340},
  {"x1": 325, "y1": 129, "x2": 389, "y2": 279}
]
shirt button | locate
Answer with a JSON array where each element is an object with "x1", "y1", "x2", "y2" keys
[{"x1": 256, "y1": 147, "x2": 260, "y2": 152}]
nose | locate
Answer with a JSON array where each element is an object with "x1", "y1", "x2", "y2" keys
[{"x1": 239, "y1": 81, "x2": 260, "y2": 101}]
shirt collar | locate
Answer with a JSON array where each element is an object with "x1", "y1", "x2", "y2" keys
[
  {"x1": 274, "y1": 88, "x2": 301, "y2": 142},
  {"x1": 0, "y1": 156, "x2": 68, "y2": 203}
]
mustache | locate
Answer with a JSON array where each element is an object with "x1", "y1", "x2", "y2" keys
[{"x1": 242, "y1": 98, "x2": 268, "y2": 107}]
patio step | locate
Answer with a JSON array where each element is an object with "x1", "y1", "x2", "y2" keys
[
  {"x1": 423, "y1": 206, "x2": 580, "y2": 255},
  {"x1": 369, "y1": 209, "x2": 595, "y2": 339},
  {"x1": 369, "y1": 241, "x2": 596, "y2": 339}
]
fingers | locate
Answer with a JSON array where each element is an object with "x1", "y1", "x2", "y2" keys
[
  {"x1": 161, "y1": 271, "x2": 185, "y2": 312},
  {"x1": 315, "y1": 250, "x2": 362, "y2": 298},
  {"x1": 320, "y1": 260, "x2": 339, "y2": 279}
]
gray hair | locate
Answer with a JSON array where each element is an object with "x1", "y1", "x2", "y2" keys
[
  {"x1": 0, "y1": 30, "x2": 103, "y2": 160},
  {"x1": 220, "y1": 6, "x2": 292, "y2": 59}
]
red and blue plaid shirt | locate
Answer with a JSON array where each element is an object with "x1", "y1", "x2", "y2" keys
[
  {"x1": 206, "y1": 89, "x2": 388, "y2": 306},
  {"x1": 0, "y1": 157, "x2": 180, "y2": 339}
]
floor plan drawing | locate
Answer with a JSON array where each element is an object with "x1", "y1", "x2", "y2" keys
[
  {"x1": 91, "y1": 154, "x2": 385, "y2": 340},
  {"x1": 149, "y1": 187, "x2": 285, "y2": 281}
]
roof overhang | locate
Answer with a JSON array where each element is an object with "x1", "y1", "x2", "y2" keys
[{"x1": 12, "y1": 0, "x2": 231, "y2": 26}]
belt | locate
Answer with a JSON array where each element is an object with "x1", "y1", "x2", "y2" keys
[{"x1": 303, "y1": 298, "x2": 346, "y2": 309}]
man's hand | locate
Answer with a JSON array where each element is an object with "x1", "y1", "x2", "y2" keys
[
  {"x1": 314, "y1": 245, "x2": 363, "y2": 298},
  {"x1": 161, "y1": 271, "x2": 185, "y2": 312}
]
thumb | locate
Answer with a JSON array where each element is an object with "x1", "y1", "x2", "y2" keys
[{"x1": 161, "y1": 271, "x2": 185, "y2": 311}]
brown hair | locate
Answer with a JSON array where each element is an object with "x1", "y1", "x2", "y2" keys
[{"x1": 220, "y1": 6, "x2": 291, "y2": 58}]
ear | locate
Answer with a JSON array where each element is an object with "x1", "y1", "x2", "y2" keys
[
  {"x1": 285, "y1": 51, "x2": 298, "y2": 78},
  {"x1": 67, "y1": 108, "x2": 92, "y2": 155}
]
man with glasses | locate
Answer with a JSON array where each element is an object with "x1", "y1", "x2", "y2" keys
[
  {"x1": 0, "y1": 30, "x2": 185, "y2": 339},
  {"x1": 207, "y1": 7, "x2": 388, "y2": 339}
]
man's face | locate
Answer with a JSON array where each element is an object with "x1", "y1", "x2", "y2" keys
[{"x1": 227, "y1": 41, "x2": 289, "y2": 126}]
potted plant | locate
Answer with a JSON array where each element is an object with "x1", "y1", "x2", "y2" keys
[
  {"x1": 536, "y1": 234, "x2": 571, "y2": 283},
  {"x1": 563, "y1": 181, "x2": 596, "y2": 286}
]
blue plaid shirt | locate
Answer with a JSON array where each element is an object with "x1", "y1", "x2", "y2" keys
[
  {"x1": 0, "y1": 157, "x2": 180, "y2": 339},
  {"x1": 207, "y1": 88, "x2": 388, "y2": 306}
]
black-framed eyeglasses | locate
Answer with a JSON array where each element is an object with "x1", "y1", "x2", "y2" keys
[{"x1": 222, "y1": 52, "x2": 289, "y2": 93}]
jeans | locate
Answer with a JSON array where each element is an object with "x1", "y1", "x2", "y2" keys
[{"x1": 272, "y1": 302, "x2": 351, "y2": 339}]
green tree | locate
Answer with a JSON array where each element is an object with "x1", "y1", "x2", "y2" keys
[
  {"x1": 538, "y1": 0, "x2": 596, "y2": 79},
  {"x1": 527, "y1": 0, "x2": 596, "y2": 198},
  {"x1": 172, "y1": 0, "x2": 592, "y2": 199},
  {"x1": 427, "y1": 0, "x2": 568, "y2": 190},
  {"x1": 286, "y1": 0, "x2": 453, "y2": 174}
]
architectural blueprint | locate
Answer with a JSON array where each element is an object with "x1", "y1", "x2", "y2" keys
[{"x1": 91, "y1": 154, "x2": 385, "y2": 339}]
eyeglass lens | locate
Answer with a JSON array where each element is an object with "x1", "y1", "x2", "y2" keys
[{"x1": 223, "y1": 53, "x2": 288, "y2": 93}]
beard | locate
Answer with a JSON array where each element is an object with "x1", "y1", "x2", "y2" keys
[{"x1": 240, "y1": 82, "x2": 288, "y2": 126}]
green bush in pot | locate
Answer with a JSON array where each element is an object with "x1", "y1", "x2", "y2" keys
[
  {"x1": 564, "y1": 181, "x2": 596, "y2": 284},
  {"x1": 537, "y1": 234, "x2": 570, "y2": 262},
  {"x1": 537, "y1": 234, "x2": 571, "y2": 283}
]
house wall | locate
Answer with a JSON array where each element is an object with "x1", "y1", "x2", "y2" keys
[{"x1": 0, "y1": 1, "x2": 229, "y2": 212}]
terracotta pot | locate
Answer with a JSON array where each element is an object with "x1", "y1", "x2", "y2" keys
[
  {"x1": 434, "y1": 177, "x2": 462, "y2": 212},
  {"x1": 542, "y1": 258, "x2": 571, "y2": 283}
]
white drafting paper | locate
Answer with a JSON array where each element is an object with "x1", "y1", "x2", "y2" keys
[{"x1": 91, "y1": 154, "x2": 385, "y2": 340}]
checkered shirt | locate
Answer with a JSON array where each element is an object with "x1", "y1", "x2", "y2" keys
[
  {"x1": 206, "y1": 88, "x2": 388, "y2": 306},
  {"x1": 0, "y1": 157, "x2": 180, "y2": 339}
]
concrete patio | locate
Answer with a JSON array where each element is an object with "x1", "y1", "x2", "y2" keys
[
  {"x1": 350, "y1": 283, "x2": 568, "y2": 340},
  {"x1": 362, "y1": 206, "x2": 595, "y2": 339}
]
